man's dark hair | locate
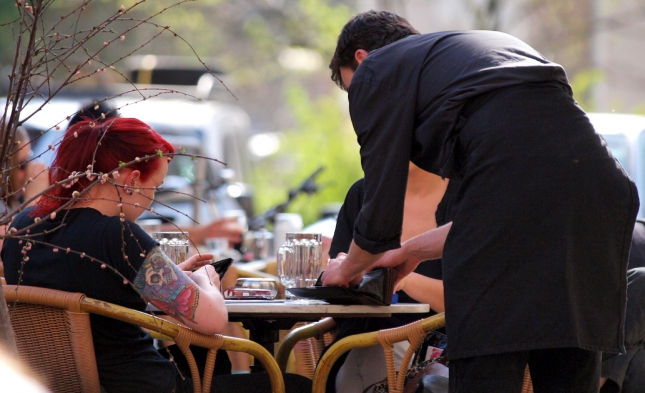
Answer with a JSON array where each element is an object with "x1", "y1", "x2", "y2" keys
[{"x1": 329, "y1": 10, "x2": 420, "y2": 90}]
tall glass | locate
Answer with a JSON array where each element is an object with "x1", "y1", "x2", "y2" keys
[
  {"x1": 152, "y1": 232, "x2": 189, "y2": 264},
  {"x1": 276, "y1": 233, "x2": 322, "y2": 298}
]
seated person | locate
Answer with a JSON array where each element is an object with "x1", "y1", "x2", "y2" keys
[
  {"x1": 328, "y1": 162, "x2": 456, "y2": 393},
  {"x1": 1, "y1": 126, "x2": 49, "y2": 276},
  {"x1": 1, "y1": 117, "x2": 228, "y2": 393},
  {"x1": 67, "y1": 101, "x2": 244, "y2": 248}
]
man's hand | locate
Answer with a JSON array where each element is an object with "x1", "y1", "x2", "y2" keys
[
  {"x1": 321, "y1": 253, "x2": 363, "y2": 288},
  {"x1": 375, "y1": 247, "x2": 422, "y2": 288}
]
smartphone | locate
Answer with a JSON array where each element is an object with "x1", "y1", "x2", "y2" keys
[
  {"x1": 210, "y1": 257, "x2": 233, "y2": 280},
  {"x1": 223, "y1": 287, "x2": 273, "y2": 300}
]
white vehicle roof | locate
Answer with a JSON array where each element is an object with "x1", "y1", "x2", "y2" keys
[
  {"x1": 588, "y1": 112, "x2": 645, "y2": 141},
  {"x1": 2, "y1": 95, "x2": 252, "y2": 182}
]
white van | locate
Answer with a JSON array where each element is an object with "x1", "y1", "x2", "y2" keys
[{"x1": 4, "y1": 95, "x2": 254, "y2": 227}]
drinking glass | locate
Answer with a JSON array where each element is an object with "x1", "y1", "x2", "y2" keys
[
  {"x1": 276, "y1": 233, "x2": 322, "y2": 298},
  {"x1": 152, "y1": 232, "x2": 189, "y2": 264}
]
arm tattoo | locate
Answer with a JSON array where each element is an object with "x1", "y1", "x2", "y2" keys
[{"x1": 133, "y1": 246, "x2": 199, "y2": 324}]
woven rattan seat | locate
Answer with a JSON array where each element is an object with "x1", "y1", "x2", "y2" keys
[
  {"x1": 2, "y1": 285, "x2": 285, "y2": 393},
  {"x1": 308, "y1": 313, "x2": 534, "y2": 393}
]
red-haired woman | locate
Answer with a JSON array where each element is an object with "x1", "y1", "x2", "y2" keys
[{"x1": 1, "y1": 117, "x2": 228, "y2": 393}]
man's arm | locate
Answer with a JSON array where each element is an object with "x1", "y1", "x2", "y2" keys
[{"x1": 322, "y1": 223, "x2": 452, "y2": 288}]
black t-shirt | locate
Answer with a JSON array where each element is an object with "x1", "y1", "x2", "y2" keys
[
  {"x1": 347, "y1": 31, "x2": 571, "y2": 255},
  {"x1": 2, "y1": 207, "x2": 176, "y2": 393},
  {"x1": 345, "y1": 30, "x2": 639, "y2": 361}
]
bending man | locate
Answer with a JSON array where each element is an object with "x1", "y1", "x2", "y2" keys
[{"x1": 321, "y1": 10, "x2": 638, "y2": 393}]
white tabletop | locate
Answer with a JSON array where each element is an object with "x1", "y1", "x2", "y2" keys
[{"x1": 225, "y1": 300, "x2": 429, "y2": 319}]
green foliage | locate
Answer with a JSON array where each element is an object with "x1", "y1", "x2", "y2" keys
[
  {"x1": 569, "y1": 68, "x2": 604, "y2": 113},
  {"x1": 251, "y1": 84, "x2": 362, "y2": 226}
]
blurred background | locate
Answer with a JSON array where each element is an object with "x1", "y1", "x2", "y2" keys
[{"x1": 1, "y1": 0, "x2": 644, "y2": 229}]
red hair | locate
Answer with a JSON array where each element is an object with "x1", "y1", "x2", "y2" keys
[{"x1": 31, "y1": 117, "x2": 174, "y2": 217}]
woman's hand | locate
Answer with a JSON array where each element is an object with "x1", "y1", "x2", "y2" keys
[
  {"x1": 394, "y1": 273, "x2": 410, "y2": 293},
  {"x1": 190, "y1": 264, "x2": 222, "y2": 292},
  {"x1": 177, "y1": 252, "x2": 214, "y2": 274}
]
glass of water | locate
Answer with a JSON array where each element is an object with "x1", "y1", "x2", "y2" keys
[
  {"x1": 276, "y1": 233, "x2": 322, "y2": 298},
  {"x1": 152, "y1": 232, "x2": 190, "y2": 264}
]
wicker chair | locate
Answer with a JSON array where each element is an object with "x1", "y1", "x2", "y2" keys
[
  {"x1": 276, "y1": 317, "x2": 337, "y2": 378},
  {"x1": 309, "y1": 312, "x2": 533, "y2": 393},
  {"x1": 309, "y1": 313, "x2": 443, "y2": 393},
  {"x1": 2, "y1": 285, "x2": 285, "y2": 393}
]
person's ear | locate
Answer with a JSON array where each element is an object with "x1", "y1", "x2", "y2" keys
[
  {"x1": 128, "y1": 170, "x2": 141, "y2": 185},
  {"x1": 355, "y1": 49, "x2": 369, "y2": 65}
]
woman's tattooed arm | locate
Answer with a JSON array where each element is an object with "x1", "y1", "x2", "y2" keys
[{"x1": 133, "y1": 246, "x2": 199, "y2": 324}]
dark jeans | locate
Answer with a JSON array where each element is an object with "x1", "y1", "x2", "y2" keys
[{"x1": 449, "y1": 348, "x2": 601, "y2": 393}]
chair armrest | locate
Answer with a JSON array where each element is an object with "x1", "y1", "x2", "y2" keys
[
  {"x1": 311, "y1": 313, "x2": 445, "y2": 393},
  {"x1": 276, "y1": 317, "x2": 336, "y2": 372},
  {"x1": 80, "y1": 297, "x2": 286, "y2": 393}
]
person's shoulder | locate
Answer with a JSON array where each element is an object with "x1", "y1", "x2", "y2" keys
[
  {"x1": 10, "y1": 208, "x2": 37, "y2": 228},
  {"x1": 73, "y1": 209, "x2": 151, "y2": 244},
  {"x1": 347, "y1": 178, "x2": 364, "y2": 195}
]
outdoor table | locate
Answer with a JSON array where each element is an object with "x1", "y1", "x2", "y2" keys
[{"x1": 225, "y1": 299, "x2": 430, "y2": 372}]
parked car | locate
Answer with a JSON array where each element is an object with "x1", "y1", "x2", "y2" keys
[
  {"x1": 3, "y1": 95, "x2": 254, "y2": 227},
  {"x1": 588, "y1": 112, "x2": 645, "y2": 218}
]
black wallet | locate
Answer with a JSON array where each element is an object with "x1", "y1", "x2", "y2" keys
[{"x1": 287, "y1": 268, "x2": 397, "y2": 305}]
